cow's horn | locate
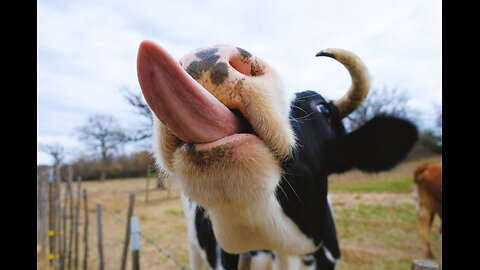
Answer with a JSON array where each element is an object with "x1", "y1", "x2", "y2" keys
[{"x1": 316, "y1": 48, "x2": 371, "y2": 118}]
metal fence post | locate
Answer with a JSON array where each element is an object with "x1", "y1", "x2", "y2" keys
[{"x1": 131, "y1": 216, "x2": 140, "y2": 270}]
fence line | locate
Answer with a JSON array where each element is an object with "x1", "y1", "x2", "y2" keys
[
  {"x1": 38, "y1": 169, "x2": 188, "y2": 270},
  {"x1": 100, "y1": 201, "x2": 188, "y2": 270}
]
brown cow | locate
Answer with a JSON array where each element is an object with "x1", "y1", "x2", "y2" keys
[{"x1": 413, "y1": 162, "x2": 442, "y2": 258}]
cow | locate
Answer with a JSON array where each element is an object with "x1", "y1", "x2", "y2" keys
[
  {"x1": 137, "y1": 40, "x2": 418, "y2": 270},
  {"x1": 413, "y1": 163, "x2": 442, "y2": 259}
]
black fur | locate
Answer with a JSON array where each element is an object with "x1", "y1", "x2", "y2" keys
[
  {"x1": 276, "y1": 90, "x2": 417, "y2": 269},
  {"x1": 194, "y1": 90, "x2": 418, "y2": 269}
]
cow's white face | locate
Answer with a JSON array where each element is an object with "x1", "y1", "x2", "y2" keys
[
  {"x1": 140, "y1": 43, "x2": 295, "y2": 207},
  {"x1": 138, "y1": 41, "x2": 316, "y2": 254}
]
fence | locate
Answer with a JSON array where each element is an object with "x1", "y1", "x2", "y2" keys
[
  {"x1": 37, "y1": 167, "x2": 188, "y2": 270},
  {"x1": 38, "y1": 167, "x2": 439, "y2": 270}
]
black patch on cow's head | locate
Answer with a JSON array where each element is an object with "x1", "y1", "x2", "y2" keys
[
  {"x1": 186, "y1": 48, "x2": 229, "y2": 86},
  {"x1": 284, "y1": 90, "x2": 418, "y2": 175},
  {"x1": 277, "y1": 90, "x2": 417, "y2": 250},
  {"x1": 276, "y1": 91, "x2": 345, "y2": 246}
]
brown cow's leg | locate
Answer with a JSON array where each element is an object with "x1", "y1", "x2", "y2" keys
[{"x1": 417, "y1": 208, "x2": 435, "y2": 258}]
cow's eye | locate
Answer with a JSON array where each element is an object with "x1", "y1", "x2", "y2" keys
[{"x1": 316, "y1": 104, "x2": 330, "y2": 115}]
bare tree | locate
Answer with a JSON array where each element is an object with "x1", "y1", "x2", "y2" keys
[
  {"x1": 120, "y1": 87, "x2": 166, "y2": 189},
  {"x1": 120, "y1": 87, "x2": 153, "y2": 142},
  {"x1": 39, "y1": 142, "x2": 65, "y2": 169},
  {"x1": 77, "y1": 114, "x2": 126, "y2": 181},
  {"x1": 344, "y1": 86, "x2": 411, "y2": 131}
]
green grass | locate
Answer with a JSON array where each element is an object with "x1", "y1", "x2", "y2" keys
[
  {"x1": 326, "y1": 158, "x2": 443, "y2": 269},
  {"x1": 329, "y1": 175, "x2": 413, "y2": 193},
  {"x1": 335, "y1": 204, "x2": 417, "y2": 240},
  {"x1": 164, "y1": 208, "x2": 184, "y2": 217},
  {"x1": 333, "y1": 203, "x2": 442, "y2": 270}
]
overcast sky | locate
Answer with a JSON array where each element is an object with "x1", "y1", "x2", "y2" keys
[{"x1": 37, "y1": 0, "x2": 442, "y2": 165}]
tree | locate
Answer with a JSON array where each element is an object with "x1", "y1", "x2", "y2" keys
[
  {"x1": 120, "y1": 87, "x2": 166, "y2": 189},
  {"x1": 120, "y1": 87, "x2": 153, "y2": 142},
  {"x1": 344, "y1": 86, "x2": 412, "y2": 131},
  {"x1": 38, "y1": 142, "x2": 65, "y2": 169},
  {"x1": 77, "y1": 114, "x2": 126, "y2": 181}
]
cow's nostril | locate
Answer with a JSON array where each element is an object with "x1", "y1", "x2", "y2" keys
[{"x1": 229, "y1": 56, "x2": 265, "y2": 77}]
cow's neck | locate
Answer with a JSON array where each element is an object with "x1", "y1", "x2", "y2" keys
[{"x1": 206, "y1": 192, "x2": 317, "y2": 256}]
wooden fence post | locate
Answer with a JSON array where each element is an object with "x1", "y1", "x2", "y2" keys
[
  {"x1": 96, "y1": 204, "x2": 104, "y2": 270},
  {"x1": 131, "y1": 216, "x2": 140, "y2": 270},
  {"x1": 66, "y1": 166, "x2": 74, "y2": 270},
  {"x1": 411, "y1": 259, "x2": 439, "y2": 270},
  {"x1": 38, "y1": 171, "x2": 48, "y2": 259},
  {"x1": 61, "y1": 177, "x2": 68, "y2": 270},
  {"x1": 55, "y1": 165, "x2": 63, "y2": 270},
  {"x1": 82, "y1": 189, "x2": 88, "y2": 270},
  {"x1": 74, "y1": 176, "x2": 82, "y2": 270},
  {"x1": 48, "y1": 168, "x2": 56, "y2": 266},
  {"x1": 62, "y1": 166, "x2": 72, "y2": 270},
  {"x1": 120, "y1": 193, "x2": 136, "y2": 270}
]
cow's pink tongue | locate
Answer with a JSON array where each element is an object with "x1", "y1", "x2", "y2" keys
[{"x1": 137, "y1": 40, "x2": 242, "y2": 143}]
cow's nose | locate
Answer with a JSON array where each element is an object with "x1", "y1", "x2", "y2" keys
[
  {"x1": 228, "y1": 48, "x2": 266, "y2": 77},
  {"x1": 179, "y1": 46, "x2": 267, "y2": 88}
]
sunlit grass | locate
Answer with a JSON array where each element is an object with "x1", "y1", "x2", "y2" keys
[{"x1": 330, "y1": 175, "x2": 413, "y2": 193}]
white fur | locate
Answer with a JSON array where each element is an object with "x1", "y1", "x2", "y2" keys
[{"x1": 208, "y1": 192, "x2": 317, "y2": 255}]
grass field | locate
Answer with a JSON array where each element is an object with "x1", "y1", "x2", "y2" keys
[{"x1": 37, "y1": 155, "x2": 442, "y2": 270}]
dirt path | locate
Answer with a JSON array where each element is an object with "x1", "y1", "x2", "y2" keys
[{"x1": 330, "y1": 191, "x2": 415, "y2": 209}]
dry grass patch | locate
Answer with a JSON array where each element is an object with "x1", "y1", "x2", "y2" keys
[{"x1": 38, "y1": 156, "x2": 442, "y2": 269}]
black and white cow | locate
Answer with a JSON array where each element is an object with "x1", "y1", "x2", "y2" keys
[{"x1": 137, "y1": 41, "x2": 418, "y2": 270}]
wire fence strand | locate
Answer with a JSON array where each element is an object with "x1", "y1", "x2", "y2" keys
[{"x1": 98, "y1": 200, "x2": 188, "y2": 270}]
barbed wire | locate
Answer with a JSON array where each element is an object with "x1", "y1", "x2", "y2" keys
[{"x1": 98, "y1": 200, "x2": 189, "y2": 270}]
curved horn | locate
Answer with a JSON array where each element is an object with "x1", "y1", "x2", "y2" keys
[{"x1": 316, "y1": 48, "x2": 371, "y2": 118}]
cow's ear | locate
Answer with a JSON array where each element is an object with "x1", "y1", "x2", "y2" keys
[{"x1": 327, "y1": 115, "x2": 418, "y2": 174}]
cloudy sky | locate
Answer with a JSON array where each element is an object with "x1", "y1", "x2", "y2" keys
[{"x1": 37, "y1": 0, "x2": 442, "y2": 165}]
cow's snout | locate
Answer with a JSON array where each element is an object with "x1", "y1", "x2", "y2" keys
[
  {"x1": 228, "y1": 48, "x2": 266, "y2": 77},
  {"x1": 180, "y1": 46, "x2": 267, "y2": 83},
  {"x1": 144, "y1": 42, "x2": 295, "y2": 208},
  {"x1": 179, "y1": 45, "x2": 270, "y2": 106},
  {"x1": 174, "y1": 45, "x2": 294, "y2": 161}
]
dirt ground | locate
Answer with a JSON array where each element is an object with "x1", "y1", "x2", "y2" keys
[{"x1": 37, "y1": 156, "x2": 442, "y2": 270}]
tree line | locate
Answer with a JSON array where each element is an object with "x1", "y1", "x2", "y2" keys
[
  {"x1": 38, "y1": 88, "x2": 156, "y2": 181},
  {"x1": 38, "y1": 86, "x2": 442, "y2": 181}
]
